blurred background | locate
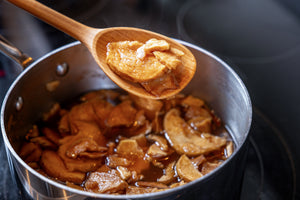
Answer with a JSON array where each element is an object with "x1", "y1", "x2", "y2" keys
[{"x1": 0, "y1": 0, "x2": 299, "y2": 199}]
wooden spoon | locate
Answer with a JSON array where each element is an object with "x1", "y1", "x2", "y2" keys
[{"x1": 8, "y1": 0, "x2": 196, "y2": 99}]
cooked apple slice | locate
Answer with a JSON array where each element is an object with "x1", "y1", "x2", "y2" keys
[
  {"x1": 175, "y1": 154, "x2": 203, "y2": 182},
  {"x1": 164, "y1": 109, "x2": 226, "y2": 156}
]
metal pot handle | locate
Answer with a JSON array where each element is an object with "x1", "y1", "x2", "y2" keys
[{"x1": 0, "y1": 34, "x2": 33, "y2": 69}]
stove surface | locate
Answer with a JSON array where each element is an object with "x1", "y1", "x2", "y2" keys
[{"x1": 0, "y1": 0, "x2": 299, "y2": 199}]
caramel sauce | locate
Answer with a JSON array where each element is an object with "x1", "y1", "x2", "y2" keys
[{"x1": 19, "y1": 89, "x2": 234, "y2": 194}]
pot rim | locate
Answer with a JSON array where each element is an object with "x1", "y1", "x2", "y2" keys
[{"x1": 1, "y1": 40, "x2": 252, "y2": 199}]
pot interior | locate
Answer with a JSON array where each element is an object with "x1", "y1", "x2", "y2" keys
[{"x1": 1, "y1": 41, "x2": 251, "y2": 199}]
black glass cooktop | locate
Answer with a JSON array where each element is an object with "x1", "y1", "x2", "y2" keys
[{"x1": 0, "y1": 0, "x2": 299, "y2": 199}]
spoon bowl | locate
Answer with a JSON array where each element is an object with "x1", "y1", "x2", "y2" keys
[
  {"x1": 8, "y1": 0, "x2": 196, "y2": 99},
  {"x1": 91, "y1": 27, "x2": 196, "y2": 99}
]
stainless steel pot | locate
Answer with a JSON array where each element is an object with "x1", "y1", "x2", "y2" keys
[{"x1": 1, "y1": 39, "x2": 252, "y2": 200}]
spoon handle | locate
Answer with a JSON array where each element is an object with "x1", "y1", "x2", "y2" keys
[{"x1": 7, "y1": 0, "x2": 97, "y2": 44}]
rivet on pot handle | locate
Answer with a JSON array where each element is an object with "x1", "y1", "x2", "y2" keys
[
  {"x1": 0, "y1": 34, "x2": 33, "y2": 69},
  {"x1": 15, "y1": 96, "x2": 23, "y2": 111}
]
